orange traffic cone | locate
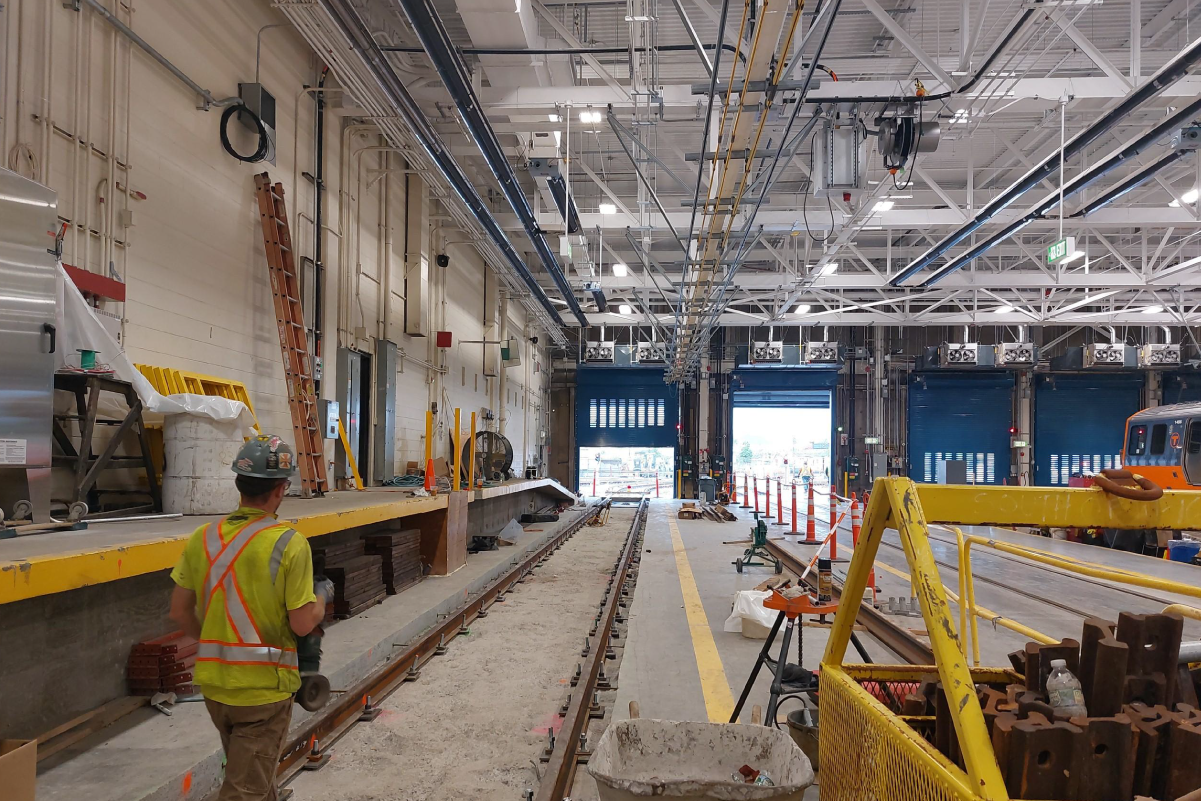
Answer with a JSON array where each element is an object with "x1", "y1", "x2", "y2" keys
[{"x1": 425, "y1": 458, "x2": 436, "y2": 493}]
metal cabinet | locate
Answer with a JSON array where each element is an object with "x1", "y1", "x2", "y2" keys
[{"x1": 0, "y1": 168, "x2": 59, "y2": 521}]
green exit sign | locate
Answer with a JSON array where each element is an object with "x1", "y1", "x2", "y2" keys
[{"x1": 1046, "y1": 236, "x2": 1076, "y2": 264}]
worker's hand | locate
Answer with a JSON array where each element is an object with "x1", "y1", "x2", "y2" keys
[{"x1": 314, "y1": 577, "x2": 336, "y2": 604}]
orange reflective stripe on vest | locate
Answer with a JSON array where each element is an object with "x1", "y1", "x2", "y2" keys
[{"x1": 196, "y1": 515, "x2": 297, "y2": 671}]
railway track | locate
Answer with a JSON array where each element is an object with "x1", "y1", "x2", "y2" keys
[
  {"x1": 535, "y1": 498, "x2": 648, "y2": 801},
  {"x1": 274, "y1": 499, "x2": 611, "y2": 785}
]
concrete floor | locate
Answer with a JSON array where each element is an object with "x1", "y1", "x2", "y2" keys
[{"x1": 29, "y1": 493, "x2": 1201, "y2": 801}]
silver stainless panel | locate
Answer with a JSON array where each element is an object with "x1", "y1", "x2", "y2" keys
[{"x1": 0, "y1": 169, "x2": 58, "y2": 471}]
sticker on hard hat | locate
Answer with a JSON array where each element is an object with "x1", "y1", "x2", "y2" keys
[
  {"x1": 278, "y1": 451, "x2": 293, "y2": 471},
  {"x1": 267, "y1": 436, "x2": 282, "y2": 452},
  {"x1": 267, "y1": 453, "x2": 279, "y2": 470},
  {"x1": 236, "y1": 458, "x2": 254, "y2": 471}
]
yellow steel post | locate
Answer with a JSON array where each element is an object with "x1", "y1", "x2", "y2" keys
[
  {"x1": 424, "y1": 409, "x2": 434, "y2": 474},
  {"x1": 823, "y1": 477, "x2": 1009, "y2": 800},
  {"x1": 336, "y1": 418, "x2": 365, "y2": 491},
  {"x1": 453, "y1": 408, "x2": 462, "y2": 492},
  {"x1": 468, "y1": 412, "x2": 477, "y2": 490}
]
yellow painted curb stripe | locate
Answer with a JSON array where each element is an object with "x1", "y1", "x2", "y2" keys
[
  {"x1": 0, "y1": 493, "x2": 449, "y2": 605},
  {"x1": 668, "y1": 515, "x2": 735, "y2": 723}
]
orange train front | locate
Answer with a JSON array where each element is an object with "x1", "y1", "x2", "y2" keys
[{"x1": 1122, "y1": 402, "x2": 1201, "y2": 490}]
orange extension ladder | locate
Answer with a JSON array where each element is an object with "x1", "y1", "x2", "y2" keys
[{"x1": 252, "y1": 172, "x2": 328, "y2": 498}]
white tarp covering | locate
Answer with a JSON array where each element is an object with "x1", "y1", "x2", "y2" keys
[{"x1": 56, "y1": 263, "x2": 257, "y2": 433}]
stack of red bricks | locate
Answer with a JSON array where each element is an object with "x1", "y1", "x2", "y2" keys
[
  {"x1": 363, "y1": 529, "x2": 423, "y2": 594},
  {"x1": 127, "y1": 631, "x2": 197, "y2": 696},
  {"x1": 902, "y1": 612, "x2": 1201, "y2": 800}
]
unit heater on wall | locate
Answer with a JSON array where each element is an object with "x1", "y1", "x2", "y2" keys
[
  {"x1": 804, "y1": 341, "x2": 839, "y2": 363},
  {"x1": 940, "y1": 342, "x2": 978, "y2": 366},
  {"x1": 1084, "y1": 343, "x2": 1128, "y2": 367},
  {"x1": 584, "y1": 342, "x2": 615, "y2": 363},
  {"x1": 635, "y1": 344, "x2": 666, "y2": 364},
  {"x1": 1139, "y1": 343, "x2": 1181, "y2": 367},
  {"x1": 751, "y1": 341, "x2": 784, "y2": 363},
  {"x1": 997, "y1": 342, "x2": 1036, "y2": 367}
]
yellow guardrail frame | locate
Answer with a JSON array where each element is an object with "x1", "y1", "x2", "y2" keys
[
  {"x1": 135, "y1": 363, "x2": 261, "y2": 432},
  {"x1": 818, "y1": 476, "x2": 1201, "y2": 801}
]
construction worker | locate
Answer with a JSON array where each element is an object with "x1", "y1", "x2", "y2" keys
[{"x1": 168, "y1": 434, "x2": 333, "y2": 801}]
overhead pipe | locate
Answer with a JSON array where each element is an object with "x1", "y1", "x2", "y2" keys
[
  {"x1": 893, "y1": 32, "x2": 1201, "y2": 286},
  {"x1": 919, "y1": 98, "x2": 1201, "y2": 286},
  {"x1": 320, "y1": 0, "x2": 573, "y2": 327},
  {"x1": 379, "y1": 42, "x2": 745, "y2": 61},
  {"x1": 802, "y1": 7, "x2": 1036, "y2": 103},
  {"x1": 388, "y1": 0, "x2": 588, "y2": 326},
  {"x1": 1070, "y1": 150, "x2": 1191, "y2": 218}
]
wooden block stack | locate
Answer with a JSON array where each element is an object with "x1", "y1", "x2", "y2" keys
[
  {"x1": 324, "y1": 556, "x2": 387, "y2": 618},
  {"x1": 363, "y1": 529, "x2": 423, "y2": 594},
  {"x1": 127, "y1": 630, "x2": 196, "y2": 696}
]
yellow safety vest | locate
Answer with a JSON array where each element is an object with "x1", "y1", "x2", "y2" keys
[{"x1": 193, "y1": 514, "x2": 302, "y2": 695}]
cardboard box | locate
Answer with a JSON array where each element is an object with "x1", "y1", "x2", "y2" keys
[{"x1": 0, "y1": 739, "x2": 36, "y2": 801}]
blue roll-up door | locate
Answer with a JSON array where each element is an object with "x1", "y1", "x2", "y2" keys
[
  {"x1": 908, "y1": 373, "x2": 1014, "y2": 484},
  {"x1": 575, "y1": 367, "x2": 678, "y2": 449},
  {"x1": 1163, "y1": 372, "x2": 1201, "y2": 405},
  {"x1": 1034, "y1": 373, "x2": 1144, "y2": 486}
]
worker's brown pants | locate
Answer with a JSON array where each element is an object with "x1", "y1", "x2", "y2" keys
[{"x1": 205, "y1": 698, "x2": 293, "y2": 801}]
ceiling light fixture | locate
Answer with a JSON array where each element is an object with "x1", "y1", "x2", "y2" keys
[
  {"x1": 820, "y1": 262, "x2": 839, "y2": 275},
  {"x1": 598, "y1": 202, "x2": 617, "y2": 215},
  {"x1": 1142, "y1": 304, "x2": 1165, "y2": 314},
  {"x1": 872, "y1": 200, "x2": 895, "y2": 212},
  {"x1": 992, "y1": 305, "x2": 1014, "y2": 314},
  {"x1": 611, "y1": 262, "x2": 628, "y2": 276},
  {"x1": 794, "y1": 304, "x2": 812, "y2": 314},
  {"x1": 1169, "y1": 188, "x2": 1199, "y2": 207},
  {"x1": 618, "y1": 304, "x2": 633, "y2": 315},
  {"x1": 548, "y1": 114, "x2": 561, "y2": 122},
  {"x1": 579, "y1": 109, "x2": 602, "y2": 124}
]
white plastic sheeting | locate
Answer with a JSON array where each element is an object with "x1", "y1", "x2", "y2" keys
[
  {"x1": 56, "y1": 263, "x2": 257, "y2": 434},
  {"x1": 723, "y1": 589, "x2": 776, "y2": 639}
]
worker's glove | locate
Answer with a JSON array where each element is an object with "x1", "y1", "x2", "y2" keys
[{"x1": 314, "y1": 577, "x2": 336, "y2": 604}]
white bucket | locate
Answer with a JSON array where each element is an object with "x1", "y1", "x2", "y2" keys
[
  {"x1": 162, "y1": 414, "x2": 243, "y2": 514},
  {"x1": 589, "y1": 719, "x2": 814, "y2": 801}
]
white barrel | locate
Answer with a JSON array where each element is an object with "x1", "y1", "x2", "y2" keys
[
  {"x1": 589, "y1": 719, "x2": 814, "y2": 801},
  {"x1": 162, "y1": 414, "x2": 243, "y2": 514}
]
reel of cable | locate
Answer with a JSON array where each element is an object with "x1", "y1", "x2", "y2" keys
[{"x1": 219, "y1": 102, "x2": 271, "y2": 163}]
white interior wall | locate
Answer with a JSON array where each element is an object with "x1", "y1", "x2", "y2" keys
[{"x1": 1, "y1": 0, "x2": 551, "y2": 486}]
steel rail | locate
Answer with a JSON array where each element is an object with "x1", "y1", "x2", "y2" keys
[
  {"x1": 534, "y1": 498, "x2": 649, "y2": 801},
  {"x1": 763, "y1": 539, "x2": 934, "y2": 665},
  {"x1": 276, "y1": 499, "x2": 610, "y2": 782}
]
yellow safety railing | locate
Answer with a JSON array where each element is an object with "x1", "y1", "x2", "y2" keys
[
  {"x1": 819, "y1": 477, "x2": 1201, "y2": 801},
  {"x1": 960, "y1": 533, "x2": 1201, "y2": 667},
  {"x1": 135, "y1": 364, "x2": 260, "y2": 432}
]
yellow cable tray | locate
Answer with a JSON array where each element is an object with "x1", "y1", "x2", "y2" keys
[{"x1": 134, "y1": 364, "x2": 261, "y2": 432}]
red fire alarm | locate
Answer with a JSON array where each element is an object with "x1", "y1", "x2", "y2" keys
[{"x1": 436, "y1": 331, "x2": 453, "y2": 348}]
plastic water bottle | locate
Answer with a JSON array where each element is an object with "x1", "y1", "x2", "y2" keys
[{"x1": 1046, "y1": 658, "x2": 1087, "y2": 718}]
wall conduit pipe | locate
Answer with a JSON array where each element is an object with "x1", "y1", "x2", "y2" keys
[
  {"x1": 318, "y1": 0, "x2": 573, "y2": 327},
  {"x1": 893, "y1": 32, "x2": 1201, "y2": 286},
  {"x1": 387, "y1": 0, "x2": 588, "y2": 326},
  {"x1": 80, "y1": 0, "x2": 241, "y2": 109}
]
